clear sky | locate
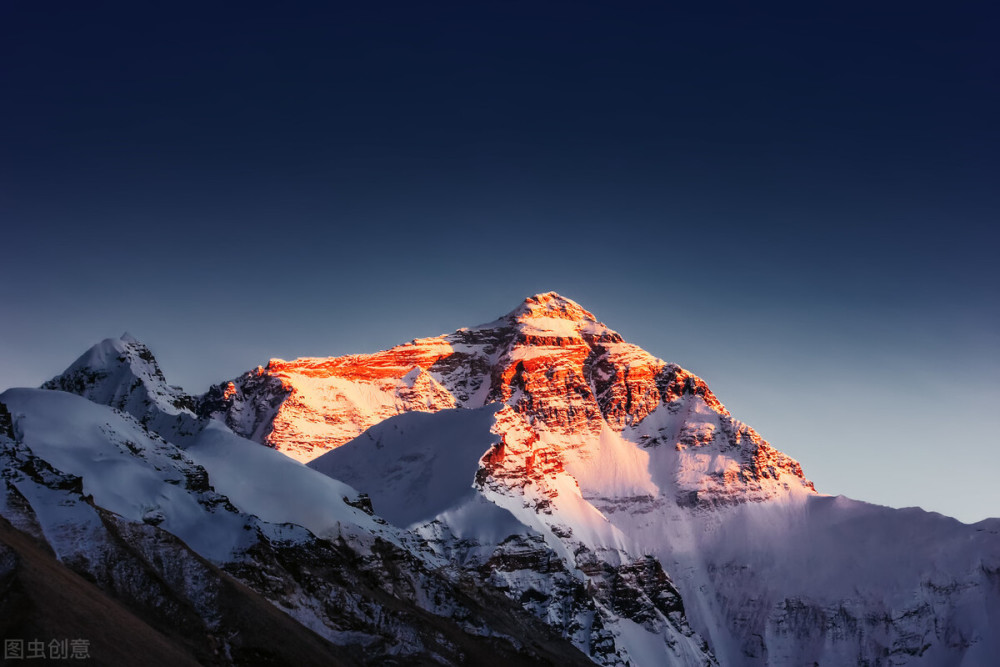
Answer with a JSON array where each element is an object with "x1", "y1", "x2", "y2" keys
[{"x1": 2, "y1": 2, "x2": 998, "y2": 522}]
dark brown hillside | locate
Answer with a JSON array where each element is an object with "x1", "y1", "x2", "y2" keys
[
  {"x1": 0, "y1": 515, "x2": 358, "y2": 667},
  {"x1": 0, "y1": 515, "x2": 201, "y2": 666}
]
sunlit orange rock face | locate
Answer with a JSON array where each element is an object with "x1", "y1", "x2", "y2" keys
[
  {"x1": 265, "y1": 339, "x2": 455, "y2": 381},
  {"x1": 251, "y1": 343, "x2": 459, "y2": 462},
  {"x1": 205, "y1": 291, "x2": 813, "y2": 503}
]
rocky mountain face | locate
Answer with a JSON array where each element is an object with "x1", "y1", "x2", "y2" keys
[
  {"x1": 208, "y1": 292, "x2": 811, "y2": 506},
  {"x1": 3, "y1": 292, "x2": 998, "y2": 665}
]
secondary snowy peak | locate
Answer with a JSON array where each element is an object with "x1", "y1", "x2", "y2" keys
[{"x1": 42, "y1": 334, "x2": 199, "y2": 436}]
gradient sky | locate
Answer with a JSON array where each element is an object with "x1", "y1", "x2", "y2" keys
[{"x1": 3, "y1": 2, "x2": 998, "y2": 522}]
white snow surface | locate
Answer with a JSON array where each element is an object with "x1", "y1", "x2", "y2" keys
[
  {"x1": 1, "y1": 386, "x2": 412, "y2": 566},
  {"x1": 308, "y1": 405, "x2": 505, "y2": 530},
  {"x1": 1, "y1": 388, "x2": 252, "y2": 561},
  {"x1": 186, "y1": 420, "x2": 397, "y2": 545},
  {"x1": 555, "y1": 423, "x2": 659, "y2": 500}
]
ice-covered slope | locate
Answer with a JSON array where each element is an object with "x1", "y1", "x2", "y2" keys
[
  {"x1": 662, "y1": 496, "x2": 1000, "y2": 665},
  {"x1": 604, "y1": 402, "x2": 1000, "y2": 665},
  {"x1": 0, "y1": 388, "x2": 366, "y2": 662},
  {"x1": 186, "y1": 420, "x2": 395, "y2": 545}
]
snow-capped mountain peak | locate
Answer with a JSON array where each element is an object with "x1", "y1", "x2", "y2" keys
[
  {"x1": 508, "y1": 291, "x2": 600, "y2": 326},
  {"x1": 42, "y1": 334, "x2": 198, "y2": 430},
  {"x1": 470, "y1": 291, "x2": 615, "y2": 341}
]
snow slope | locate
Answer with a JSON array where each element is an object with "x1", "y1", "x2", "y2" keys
[
  {"x1": 310, "y1": 405, "x2": 504, "y2": 529},
  {"x1": 186, "y1": 420, "x2": 400, "y2": 547},
  {"x1": 1, "y1": 388, "x2": 256, "y2": 561}
]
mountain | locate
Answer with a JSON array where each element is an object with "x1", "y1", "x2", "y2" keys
[{"x1": 3, "y1": 291, "x2": 998, "y2": 665}]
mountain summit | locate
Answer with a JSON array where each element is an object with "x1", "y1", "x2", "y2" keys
[{"x1": 505, "y1": 291, "x2": 601, "y2": 326}]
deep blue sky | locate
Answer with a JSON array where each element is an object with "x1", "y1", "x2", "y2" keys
[{"x1": 3, "y1": 2, "x2": 998, "y2": 522}]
